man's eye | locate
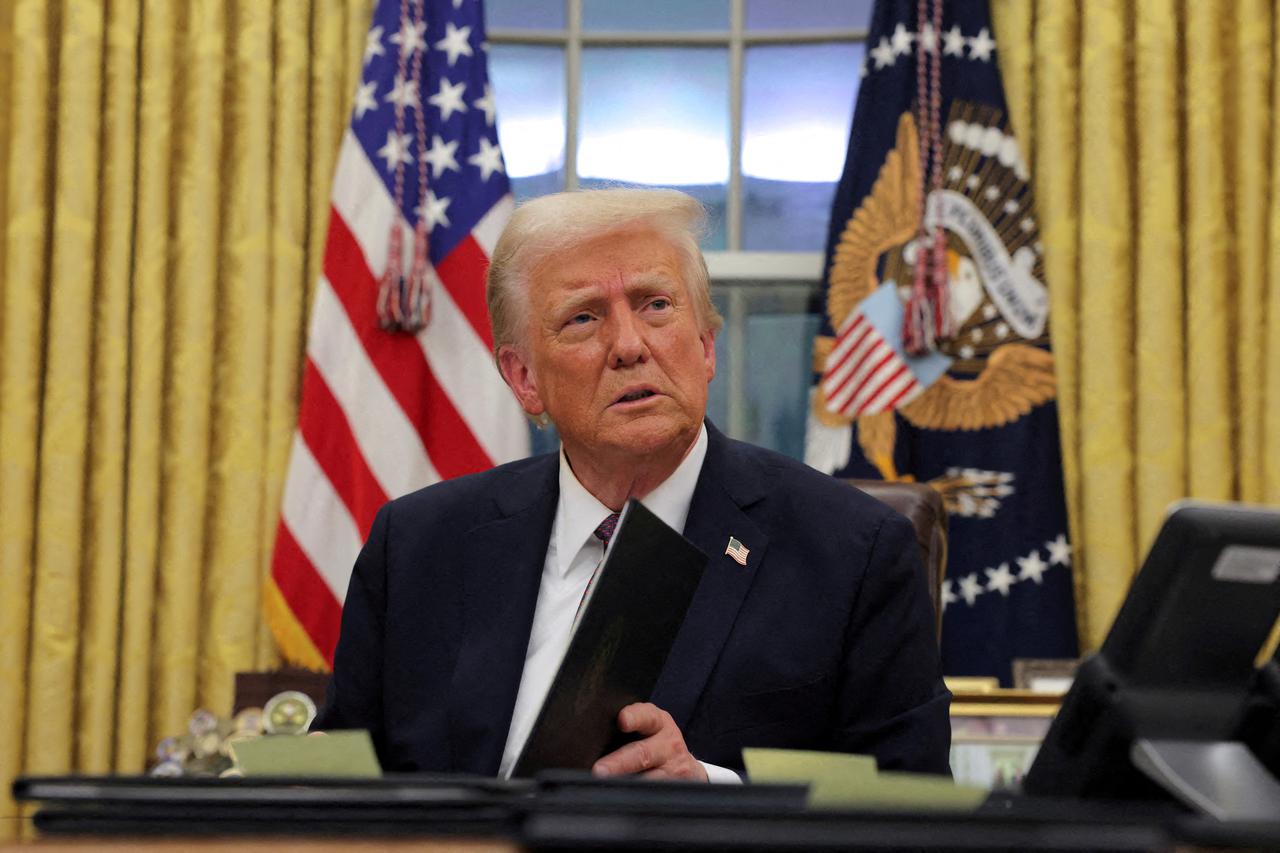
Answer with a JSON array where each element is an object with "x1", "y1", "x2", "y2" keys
[
  {"x1": 566, "y1": 312, "x2": 593, "y2": 326},
  {"x1": 648, "y1": 298, "x2": 671, "y2": 311}
]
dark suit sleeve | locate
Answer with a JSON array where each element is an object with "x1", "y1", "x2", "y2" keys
[
  {"x1": 314, "y1": 503, "x2": 390, "y2": 747},
  {"x1": 833, "y1": 510, "x2": 952, "y2": 774}
]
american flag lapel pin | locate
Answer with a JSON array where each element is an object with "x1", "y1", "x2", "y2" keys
[{"x1": 725, "y1": 536, "x2": 749, "y2": 566}]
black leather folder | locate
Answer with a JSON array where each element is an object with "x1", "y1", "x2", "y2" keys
[{"x1": 513, "y1": 498, "x2": 707, "y2": 777}]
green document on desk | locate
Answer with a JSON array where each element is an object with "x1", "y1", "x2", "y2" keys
[
  {"x1": 230, "y1": 731, "x2": 382, "y2": 778},
  {"x1": 743, "y1": 748, "x2": 986, "y2": 812}
]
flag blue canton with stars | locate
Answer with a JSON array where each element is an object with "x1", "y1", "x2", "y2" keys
[
  {"x1": 807, "y1": 0, "x2": 1078, "y2": 685},
  {"x1": 354, "y1": 0, "x2": 507, "y2": 266}
]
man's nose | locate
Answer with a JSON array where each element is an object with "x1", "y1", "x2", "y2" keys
[{"x1": 608, "y1": 309, "x2": 648, "y2": 367}]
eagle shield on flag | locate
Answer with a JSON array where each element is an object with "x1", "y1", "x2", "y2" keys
[{"x1": 807, "y1": 0, "x2": 1077, "y2": 684}]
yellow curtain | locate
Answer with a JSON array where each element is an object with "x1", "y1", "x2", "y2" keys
[
  {"x1": 0, "y1": 0, "x2": 372, "y2": 838},
  {"x1": 992, "y1": 0, "x2": 1280, "y2": 651}
]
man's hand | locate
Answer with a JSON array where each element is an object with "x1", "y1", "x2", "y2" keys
[{"x1": 591, "y1": 702, "x2": 708, "y2": 782}]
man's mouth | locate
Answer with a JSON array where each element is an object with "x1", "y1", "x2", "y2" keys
[{"x1": 614, "y1": 389, "x2": 656, "y2": 404}]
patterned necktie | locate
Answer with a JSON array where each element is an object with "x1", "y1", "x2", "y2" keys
[
  {"x1": 593, "y1": 511, "x2": 620, "y2": 546},
  {"x1": 573, "y1": 512, "x2": 620, "y2": 628}
]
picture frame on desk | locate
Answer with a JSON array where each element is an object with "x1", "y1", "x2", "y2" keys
[
  {"x1": 947, "y1": 677, "x2": 1064, "y2": 791},
  {"x1": 1012, "y1": 657, "x2": 1080, "y2": 693}
]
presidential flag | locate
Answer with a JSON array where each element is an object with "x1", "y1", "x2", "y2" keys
[
  {"x1": 806, "y1": 0, "x2": 1077, "y2": 684},
  {"x1": 267, "y1": 0, "x2": 530, "y2": 668}
]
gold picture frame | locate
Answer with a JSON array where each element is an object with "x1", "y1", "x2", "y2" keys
[
  {"x1": 946, "y1": 678, "x2": 1063, "y2": 790},
  {"x1": 1011, "y1": 658, "x2": 1080, "y2": 693}
]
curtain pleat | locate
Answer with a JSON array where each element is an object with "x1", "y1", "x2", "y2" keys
[
  {"x1": 1077, "y1": 2, "x2": 1137, "y2": 640},
  {"x1": 27, "y1": 0, "x2": 102, "y2": 781},
  {"x1": 1232, "y1": 0, "x2": 1273, "y2": 506},
  {"x1": 259, "y1": 0, "x2": 311, "y2": 671},
  {"x1": 0, "y1": 0, "x2": 55, "y2": 830},
  {"x1": 990, "y1": 0, "x2": 1032, "y2": 151},
  {"x1": 199, "y1": 0, "x2": 272, "y2": 717},
  {"x1": 114, "y1": 0, "x2": 174, "y2": 786},
  {"x1": 76, "y1": 0, "x2": 139, "y2": 774},
  {"x1": 1131, "y1": 0, "x2": 1184, "y2": 568},
  {"x1": 1183, "y1": 0, "x2": 1233, "y2": 500},
  {"x1": 0, "y1": 0, "x2": 12, "y2": 304},
  {"x1": 1269, "y1": 14, "x2": 1280, "y2": 508},
  {"x1": 151, "y1": 0, "x2": 224, "y2": 746},
  {"x1": 1023, "y1": 0, "x2": 1087, "y2": 642}
]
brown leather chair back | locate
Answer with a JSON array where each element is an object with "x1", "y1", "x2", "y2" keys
[{"x1": 847, "y1": 479, "x2": 947, "y2": 642}]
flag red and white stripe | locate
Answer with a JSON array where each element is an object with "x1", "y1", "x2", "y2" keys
[
  {"x1": 267, "y1": 0, "x2": 529, "y2": 669},
  {"x1": 820, "y1": 310, "x2": 923, "y2": 418}
]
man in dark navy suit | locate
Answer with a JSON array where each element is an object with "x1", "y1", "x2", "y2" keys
[{"x1": 317, "y1": 188, "x2": 950, "y2": 781}]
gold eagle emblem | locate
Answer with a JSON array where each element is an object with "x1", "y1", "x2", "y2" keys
[{"x1": 812, "y1": 107, "x2": 1059, "y2": 482}]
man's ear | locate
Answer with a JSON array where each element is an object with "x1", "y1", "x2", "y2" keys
[
  {"x1": 700, "y1": 328, "x2": 716, "y2": 383},
  {"x1": 497, "y1": 345, "x2": 546, "y2": 417}
]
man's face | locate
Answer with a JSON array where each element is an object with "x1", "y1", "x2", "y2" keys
[{"x1": 498, "y1": 226, "x2": 716, "y2": 465}]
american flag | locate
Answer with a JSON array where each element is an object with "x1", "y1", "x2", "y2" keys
[{"x1": 267, "y1": 0, "x2": 530, "y2": 669}]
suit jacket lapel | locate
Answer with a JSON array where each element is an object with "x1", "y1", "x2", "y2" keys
[
  {"x1": 447, "y1": 455, "x2": 558, "y2": 775},
  {"x1": 650, "y1": 423, "x2": 770, "y2": 729}
]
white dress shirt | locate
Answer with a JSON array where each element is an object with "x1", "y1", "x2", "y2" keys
[{"x1": 497, "y1": 425, "x2": 739, "y2": 783}]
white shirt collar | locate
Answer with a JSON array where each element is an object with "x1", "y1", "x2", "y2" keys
[{"x1": 552, "y1": 423, "x2": 709, "y2": 578}]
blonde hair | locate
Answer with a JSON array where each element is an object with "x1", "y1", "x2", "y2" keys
[{"x1": 486, "y1": 187, "x2": 723, "y2": 354}]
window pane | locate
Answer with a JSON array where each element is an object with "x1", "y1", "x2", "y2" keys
[
  {"x1": 742, "y1": 42, "x2": 861, "y2": 250},
  {"x1": 708, "y1": 285, "x2": 821, "y2": 458},
  {"x1": 485, "y1": 0, "x2": 565, "y2": 30},
  {"x1": 490, "y1": 44, "x2": 566, "y2": 201},
  {"x1": 579, "y1": 47, "x2": 729, "y2": 248},
  {"x1": 745, "y1": 0, "x2": 872, "y2": 30},
  {"x1": 743, "y1": 312, "x2": 822, "y2": 459},
  {"x1": 707, "y1": 291, "x2": 730, "y2": 432},
  {"x1": 583, "y1": 0, "x2": 728, "y2": 32}
]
